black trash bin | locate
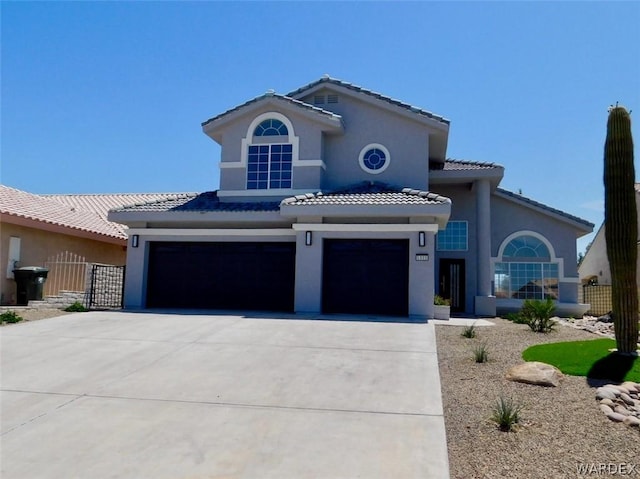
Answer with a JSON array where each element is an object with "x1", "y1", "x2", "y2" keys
[{"x1": 13, "y1": 267, "x2": 49, "y2": 306}]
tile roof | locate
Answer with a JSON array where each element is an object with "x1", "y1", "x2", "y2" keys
[
  {"x1": 287, "y1": 76, "x2": 450, "y2": 125},
  {"x1": 281, "y1": 182, "x2": 451, "y2": 206},
  {"x1": 0, "y1": 185, "x2": 125, "y2": 240},
  {"x1": 495, "y1": 188, "x2": 594, "y2": 229},
  {"x1": 45, "y1": 193, "x2": 184, "y2": 235},
  {"x1": 111, "y1": 191, "x2": 282, "y2": 213},
  {"x1": 431, "y1": 159, "x2": 503, "y2": 171},
  {"x1": 201, "y1": 91, "x2": 342, "y2": 127}
]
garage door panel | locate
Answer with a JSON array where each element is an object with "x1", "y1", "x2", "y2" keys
[
  {"x1": 322, "y1": 239, "x2": 409, "y2": 316},
  {"x1": 147, "y1": 242, "x2": 295, "y2": 311}
]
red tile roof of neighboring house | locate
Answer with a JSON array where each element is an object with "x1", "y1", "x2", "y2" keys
[
  {"x1": 45, "y1": 193, "x2": 186, "y2": 236},
  {"x1": 0, "y1": 185, "x2": 125, "y2": 240},
  {"x1": 0, "y1": 186, "x2": 187, "y2": 242}
]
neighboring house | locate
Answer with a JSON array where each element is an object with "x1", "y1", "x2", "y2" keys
[
  {"x1": 579, "y1": 184, "x2": 640, "y2": 286},
  {"x1": 0, "y1": 185, "x2": 178, "y2": 305},
  {"x1": 109, "y1": 76, "x2": 594, "y2": 319}
]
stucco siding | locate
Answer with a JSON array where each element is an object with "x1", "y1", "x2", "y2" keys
[
  {"x1": 432, "y1": 185, "x2": 479, "y2": 313},
  {"x1": 1, "y1": 223, "x2": 125, "y2": 305},
  {"x1": 320, "y1": 95, "x2": 430, "y2": 191}
]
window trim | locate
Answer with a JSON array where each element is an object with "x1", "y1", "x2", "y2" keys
[{"x1": 358, "y1": 143, "x2": 390, "y2": 174}]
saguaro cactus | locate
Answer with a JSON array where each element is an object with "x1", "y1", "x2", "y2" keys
[{"x1": 603, "y1": 105, "x2": 639, "y2": 354}]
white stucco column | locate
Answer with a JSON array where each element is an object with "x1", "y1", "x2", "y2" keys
[{"x1": 475, "y1": 179, "x2": 496, "y2": 316}]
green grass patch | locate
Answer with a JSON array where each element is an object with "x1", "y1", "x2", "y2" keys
[{"x1": 522, "y1": 338, "x2": 640, "y2": 383}]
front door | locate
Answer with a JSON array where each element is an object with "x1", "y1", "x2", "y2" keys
[{"x1": 439, "y1": 259, "x2": 466, "y2": 313}]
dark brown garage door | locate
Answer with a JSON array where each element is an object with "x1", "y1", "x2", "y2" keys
[
  {"x1": 147, "y1": 242, "x2": 295, "y2": 311},
  {"x1": 322, "y1": 239, "x2": 409, "y2": 316}
]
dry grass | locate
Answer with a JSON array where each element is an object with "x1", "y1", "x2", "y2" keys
[{"x1": 436, "y1": 317, "x2": 640, "y2": 479}]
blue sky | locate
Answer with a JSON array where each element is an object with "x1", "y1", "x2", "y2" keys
[{"x1": 2, "y1": 1, "x2": 639, "y2": 254}]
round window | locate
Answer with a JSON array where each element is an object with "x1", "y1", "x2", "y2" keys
[{"x1": 358, "y1": 144, "x2": 390, "y2": 174}]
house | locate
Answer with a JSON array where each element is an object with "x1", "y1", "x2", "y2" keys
[
  {"x1": 0, "y1": 185, "x2": 177, "y2": 305},
  {"x1": 578, "y1": 184, "x2": 640, "y2": 315},
  {"x1": 109, "y1": 76, "x2": 594, "y2": 319},
  {"x1": 579, "y1": 184, "x2": 640, "y2": 286}
]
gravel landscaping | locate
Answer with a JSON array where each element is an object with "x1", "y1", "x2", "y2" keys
[
  {"x1": 437, "y1": 317, "x2": 640, "y2": 479},
  {"x1": 0, "y1": 308, "x2": 70, "y2": 325}
]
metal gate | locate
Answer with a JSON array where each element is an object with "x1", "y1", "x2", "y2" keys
[{"x1": 87, "y1": 264, "x2": 125, "y2": 309}]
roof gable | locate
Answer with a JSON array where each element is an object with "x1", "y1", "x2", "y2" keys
[
  {"x1": 202, "y1": 92, "x2": 344, "y2": 143},
  {"x1": 495, "y1": 188, "x2": 594, "y2": 233},
  {"x1": 288, "y1": 76, "x2": 450, "y2": 129}
]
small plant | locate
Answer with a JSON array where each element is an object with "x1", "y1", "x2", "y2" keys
[
  {"x1": 64, "y1": 301, "x2": 88, "y2": 312},
  {"x1": 473, "y1": 342, "x2": 489, "y2": 363},
  {"x1": 461, "y1": 323, "x2": 477, "y2": 338},
  {"x1": 504, "y1": 312, "x2": 528, "y2": 324},
  {"x1": 491, "y1": 396, "x2": 523, "y2": 432},
  {"x1": 434, "y1": 295, "x2": 451, "y2": 306},
  {"x1": 521, "y1": 298, "x2": 557, "y2": 333},
  {"x1": 0, "y1": 311, "x2": 24, "y2": 324}
]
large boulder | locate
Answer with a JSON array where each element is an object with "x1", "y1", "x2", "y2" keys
[{"x1": 506, "y1": 361, "x2": 563, "y2": 387}]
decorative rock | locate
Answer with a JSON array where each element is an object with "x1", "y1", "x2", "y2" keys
[
  {"x1": 606, "y1": 412, "x2": 626, "y2": 422},
  {"x1": 619, "y1": 393, "x2": 635, "y2": 406},
  {"x1": 506, "y1": 362, "x2": 563, "y2": 387},
  {"x1": 596, "y1": 381, "x2": 640, "y2": 428},
  {"x1": 614, "y1": 405, "x2": 632, "y2": 416},
  {"x1": 610, "y1": 384, "x2": 632, "y2": 395},
  {"x1": 600, "y1": 404, "x2": 614, "y2": 415},
  {"x1": 623, "y1": 416, "x2": 640, "y2": 427},
  {"x1": 596, "y1": 387, "x2": 619, "y2": 400}
]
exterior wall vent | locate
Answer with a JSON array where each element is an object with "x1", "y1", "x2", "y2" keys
[
  {"x1": 313, "y1": 95, "x2": 325, "y2": 105},
  {"x1": 327, "y1": 94, "x2": 339, "y2": 104}
]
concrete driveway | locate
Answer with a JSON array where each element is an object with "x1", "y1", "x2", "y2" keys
[{"x1": 1, "y1": 311, "x2": 449, "y2": 479}]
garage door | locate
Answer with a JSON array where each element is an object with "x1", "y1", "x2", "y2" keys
[
  {"x1": 147, "y1": 242, "x2": 295, "y2": 311},
  {"x1": 322, "y1": 239, "x2": 409, "y2": 316}
]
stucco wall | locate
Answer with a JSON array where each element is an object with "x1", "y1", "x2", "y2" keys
[
  {"x1": 432, "y1": 185, "x2": 479, "y2": 313},
  {"x1": 0, "y1": 222, "x2": 126, "y2": 305},
  {"x1": 317, "y1": 94, "x2": 430, "y2": 191}
]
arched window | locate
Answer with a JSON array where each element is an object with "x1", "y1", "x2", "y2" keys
[
  {"x1": 494, "y1": 233, "x2": 558, "y2": 300},
  {"x1": 253, "y1": 119, "x2": 288, "y2": 137},
  {"x1": 246, "y1": 115, "x2": 293, "y2": 190},
  {"x1": 502, "y1": 235, "x2": 550, "y2": 258}
]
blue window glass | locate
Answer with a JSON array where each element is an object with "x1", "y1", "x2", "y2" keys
[
  {"x1": 254, "y1": 119, "x2": 288, "y2": 137},
  {"x1": 246, "y1": 143, "x2": 292, "y2": 189},
  {"x1": 493, "y1": 262, "x2": 558, "y2": 300},
  {"x1": 503, "y1": 235, "x2": 550, "y2": 258},
  {"x1": 436, "y1": 221, "x2": 468, "y2": 251},
  {"x1": 362, "y1": 148, "x2": 387, "y2": 171}
]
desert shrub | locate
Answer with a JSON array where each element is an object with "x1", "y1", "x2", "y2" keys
[
  {"x1": 473, "y1": 342, "x2": 489, "y2": 363},
  {"x1": 64, "y1": 301, "x2": 88, "y2": 312},
  {"x1": 461, "y1": 324, "x2": 477, "y2": 338},
  {"x1": 521, "y1": 298, "x2": 557, "y2": 333},
  {"x1": 504, "y1": 312, "x2": 528, "y2": 324},
  {"x1": 0, "y1": 311, "x2": 23, "y2": 324},
  {"x1": 491, "y1": 396, "x2": 523, "y2": 432}
]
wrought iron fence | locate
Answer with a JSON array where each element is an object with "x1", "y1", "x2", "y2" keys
[
  {"x1": 44, "y1": 251, "x2": 88, "y2": 296},
  {"x1": 87, "y1": 264, "x2": 125, "y2": 309}
]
